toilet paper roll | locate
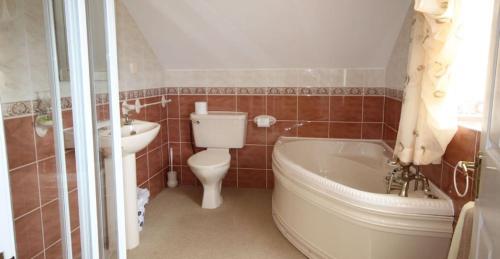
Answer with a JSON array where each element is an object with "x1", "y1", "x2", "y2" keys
[
  {"x1": 256, "y1": 117, "x2": 271, "y2": 127},
  {"x1": 195, "y1": 101, "x2": 207, "y2": 115}
]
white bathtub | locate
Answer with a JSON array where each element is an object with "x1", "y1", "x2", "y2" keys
[{"x1": 272, "y1": 137, "x2": 454, "y2": 259}]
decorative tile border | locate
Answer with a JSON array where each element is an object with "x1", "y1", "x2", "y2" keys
[
  {"x1": 385, "y1": 88, "x2": 404, "y2": 100},
  {"x1": 236, "y1": 87, "x2": 267, "y2": 95},
  {"x1": 298, "y1": 87, "x2": 329, "y2": 96},
  {"x1": 267, "y1": 87, "x2": 297, "y2": 95},
  {"x1": 1, "y1": 101, "x2": 33, "y2": 118},
  {"x1": 2, "y1": 86, "x2": 404, "y2": 118},
  {"x1": 364, "y1": 87, "x2": 386, "y2": 96},
  {"x1": 206, "y1": 87, "x2": 236, "y2": 95}
]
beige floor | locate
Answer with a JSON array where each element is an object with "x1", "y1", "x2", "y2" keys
[{"x1": 128, "y1": 187, "x2": 305, "y2": 259}]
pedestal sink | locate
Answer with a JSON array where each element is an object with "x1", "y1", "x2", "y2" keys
[
  {"x1": 101, "y1": 120, "x2": 160, "y2": 250},
  {"x1": 64, "y1": 120, "x2": 160, "y2": 250}
]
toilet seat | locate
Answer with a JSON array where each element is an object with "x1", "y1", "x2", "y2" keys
[{"x1": 187, "y1": 149, "x2": 230, "y2": 169}]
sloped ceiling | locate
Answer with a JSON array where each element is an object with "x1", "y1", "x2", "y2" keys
[{"x1": 121, "y1": 0, "x2": 411, "y2": 69}]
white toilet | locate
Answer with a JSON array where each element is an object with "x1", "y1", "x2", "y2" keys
[{"x1": 187, "y1": 111, "x2": 247, "y2": 209}]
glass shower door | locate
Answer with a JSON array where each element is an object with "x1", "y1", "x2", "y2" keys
[{"x1": 0, "y1": 0, "x2": 125, "y2": 258}]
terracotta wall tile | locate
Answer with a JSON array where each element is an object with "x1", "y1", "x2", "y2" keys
[
  {"x1": 148, "y1": 148, "x2": 163, "y2": 176},
  {"x1": 298, "y1": 122, "x2": 329, "y2": 138},
  {"x1": 136, "y1": 155, "x2": 148, "y2": 185},
  {"x1": 266, "y1": 121, "x2": 298, "y2": 145},
  {"x1": 330, "y1": 96, "x2": 362, "y2": 122},
  {"x1": 266, "y1": 96, "x2": 297, "y2": 120},
  {"x1": 149, "y1": 172, "x2": 165, "y2": 199},
  {"x1": 169, "y1": 143, "x2": 182, "y2": 165},
  {"x1": 330, "y1": 122, "x2": 362, "y2": 139},
  {"x1": 35, "y1": 127, "x2": 55, "y2": 160},
  {"x1": 180, "y1": 166, "x2": 198, "y2": 186},
  {"x1": 266, "y1": 170, "x2": 274, "y2": 189},
  {"x1": 208, "y1": 95, "x2": 236, "y2": 111},
  {"x1": 167, "y1": 95, "x2": 180, "y2": 118},
  {"x1": 179, "y1": 119, "x2": 192, "y2": 143},
  {"x1": 179, "y1": 95, "x2": 207, "y2": 118},
  {"x1": 421, "y1": 164, "x2": 443, "y2": 188},
  {"x1": 69, "y1": 190, "x2": 79, "y2": 230},
  {"x1": 14, "y1": 210, "x2": 44, "y2": 259},
  {"x1": 65, "y1": 151, "x2": 77, "y2": 191},
  {"x1": 4, "y1": 116, "x2": 36, "y2": 169},
  {"x1": 363, "y1": 96, "x2": 384, "y2": 122},
  {"x1": 41, "y1": 200, "x2": 62, "y2": 246},
  {"x1": 382, "y1": 124, "x2": 397, "y2": 149},
  {"x1": 10, "y1": 164, "x2": 39, "y2": 217},
  {"x1": 167, "y1": 119, "x2": 180, "y2": 142},
  {"x1": 237, "y1": 145, "x2": 267, "y2": 169},
  {"x1": 266, "y1": 146, "x2": 274, "y2": 170},
  {"x1": 62, "y1": 110, "x2": 73, "y2": 129},
  {"x1": 145, "y1": 103, "x2": 162, "y2": 122},
  {"x1": 443, "y1": 127, "x2": 478, "y2": 167},
  {"x1": 180, "y1": 143, "x2": 195, "y2": 166},
  {"x1": 45, "y1": 241, "x2": 63, "y2": 259},
  {"x1": 71, "y1": 228, "x2": 81, "y2": 258},
  {"x1": 238, "y1": 169, "x2": 266, "y2": 188},
  {"x1": 237, "y1": 95, "x2": 266, "y2": 119},
  {"x1": 222, "y1": 169, "x2": 237, "y2": 187},
  {"x1": 38, "y1": 157, "x2": 58, "y2": 205},
  {"x1": 98, "y1": 104, "x2": 110, "y2": 121},
  {"x1": 246, "y1": 121, "x2": 266, "y2": 145},
  {"x1": 362, "y1": 123, "x2": 383, "y2": 139},
  {"x1": 298, "y1": 96, "x2": 329, "y2": 121},
  {"x1": 229, "y1": 149, "x2": 237, "y2": 168},
  {"x1": 384, "y1": 97, "x2": 401, "y2": 129},
  {"x1": 161, "y1": 120, "x2": 169, "y2": 144}
]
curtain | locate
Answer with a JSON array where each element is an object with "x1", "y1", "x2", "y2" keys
[{"x1": 394, "y1": 0, "x2": 464, "y2": 165}]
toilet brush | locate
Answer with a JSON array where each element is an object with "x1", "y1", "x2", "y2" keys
[{"x1": 167, "y1": 146, "x2": 178, "y2": 188}]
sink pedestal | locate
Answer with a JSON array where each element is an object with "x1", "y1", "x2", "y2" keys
[
  {"x1": 104, "y1": 153, "x2": 139, "y2": 250},
  {"x1": 122, "y1": 153, "x2": 139, "y2": 249}
]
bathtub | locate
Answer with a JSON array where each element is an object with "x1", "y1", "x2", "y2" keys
[{"x1": 272, "y1": 137, "x2": 454, "y2": 259}]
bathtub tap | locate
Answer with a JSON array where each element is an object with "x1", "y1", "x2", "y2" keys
[{"x1": 385, "y1": 162, "x2": 431, "y2": 197}]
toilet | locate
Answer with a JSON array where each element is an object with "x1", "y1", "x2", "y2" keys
[{"x1": 187, "y1": 111, "x2": 247, "y2": 209}]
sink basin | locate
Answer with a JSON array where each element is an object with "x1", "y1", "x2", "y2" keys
[
  {"x1": 64, "y1": 120, "x2": 161, "y2": 155},
  {"x1": 99, "y1": 120, "x2": 160, "y2": 155}
]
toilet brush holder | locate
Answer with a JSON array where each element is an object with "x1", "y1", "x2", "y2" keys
[{"x1": 167, "y1": 170, "x2": 178, "y2": 188}]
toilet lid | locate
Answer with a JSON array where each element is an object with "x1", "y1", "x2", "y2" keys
[{"x1": 187, "y1": 149, "x2": 231, "y2": 168}]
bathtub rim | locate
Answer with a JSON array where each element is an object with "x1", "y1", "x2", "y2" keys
[{"x1": 272, "y1": 137, "x2": 454, "y2": 217}]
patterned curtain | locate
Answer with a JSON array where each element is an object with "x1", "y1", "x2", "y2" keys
[{"x1": 394, "y1": 0, "x2": 464, "y2": 165}]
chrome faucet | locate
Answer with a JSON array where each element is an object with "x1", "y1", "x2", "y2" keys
[
  {"x1": 385, "y1": 159, "x2": 431, "y2": 197},
  {"x1": 123, "y1": 114, "x2": 133, "y2": 125},
  {"x1": 121, "y1": 100, "x2": 136, "y2": 125}
]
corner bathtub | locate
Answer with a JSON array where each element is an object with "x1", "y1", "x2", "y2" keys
[{"x1": 272, "y1": 137, "x2": 454, "y2": 259}]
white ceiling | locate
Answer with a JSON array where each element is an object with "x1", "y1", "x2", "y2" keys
[{"x1": 121, "y1": 0, "x2": 411, "y2": 70}]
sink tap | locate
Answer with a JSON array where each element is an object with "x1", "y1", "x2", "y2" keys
[{"x1": 123, "y1": 114, "x2": 133, "y2": 126}]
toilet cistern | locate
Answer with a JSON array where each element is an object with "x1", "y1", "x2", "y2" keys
[{"x1": 187, "y1": 111, "x2": 247, "y2": 209}]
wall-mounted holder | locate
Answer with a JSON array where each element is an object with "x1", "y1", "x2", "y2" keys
[
  {"x1": 122, "y1": 95, "x2": 171, "y2": 115},
  {"x1": 253, "y1": 115, "x2": 276, "y2": 128},
  {"x1": 35, "y1": 114, "x2": 54, "y2": 137}
]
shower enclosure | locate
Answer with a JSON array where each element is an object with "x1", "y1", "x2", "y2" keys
[{"x1": 0, "y1": 0, "x2": 126, "y2": 258}]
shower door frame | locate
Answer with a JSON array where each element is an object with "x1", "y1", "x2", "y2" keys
[{"x1": 62, "y1": 0, "x2": 127, "y2": 258}]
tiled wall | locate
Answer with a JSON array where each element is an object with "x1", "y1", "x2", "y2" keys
[
  {"x1": 1, "y1": 93, "x2": 171, "y2": 258},
  {"x1": 160, "y1": 86, "x2": 394, "y2": 189},
  {"x1": 381, "y1": 94, "x2": 480, "y2": 221},
  {"x1": 3, "y1": 112, "x2": 81, "y2": 258},
  {"x1": 420, "y1": 127, "x2": 480, "y2": 222}
]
